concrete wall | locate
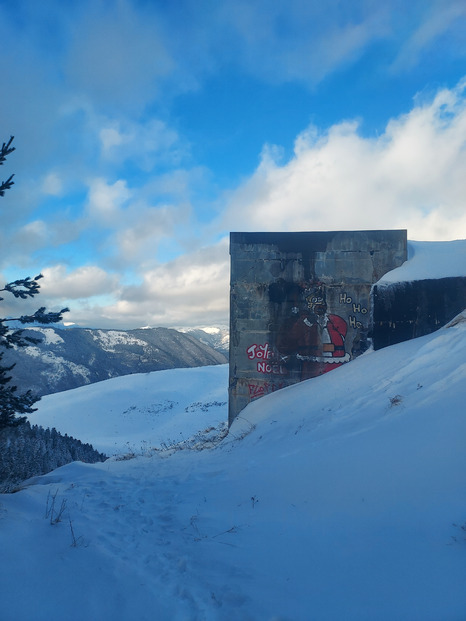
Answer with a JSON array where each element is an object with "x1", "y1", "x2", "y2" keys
[
  {"x1": 372, "y1": 277, "x2": 466, "y2": 349},
  {"x1": 229, "y1": 230, "x2": 407, "y2": 424}
]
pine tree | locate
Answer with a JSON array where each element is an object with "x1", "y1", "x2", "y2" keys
[{"x1": 0, "y1": 136, "x2": 68, "y2": 428}]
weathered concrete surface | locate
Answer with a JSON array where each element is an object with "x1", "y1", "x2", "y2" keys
[
  {"x1": 372, "y1": 277, "x2": 466, "y2": 349},
  {"x1": 229, "y1": 230, "x2": 407, "y2": 424}
]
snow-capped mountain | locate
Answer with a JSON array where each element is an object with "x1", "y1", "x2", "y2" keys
[
  {"x1": 3, "y1": 326, "x2": 227, "y2": 397},
  {"x1": 176, "y1": 326, "x2": 229, "y2": 355}
]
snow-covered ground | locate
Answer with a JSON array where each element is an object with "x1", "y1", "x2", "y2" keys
[
  {"x1": 0, "y1": 308, "x2": 465, "y2": 620},
  {"x1": 30, "y1": 365, "x2": 229, "y2": 456}
]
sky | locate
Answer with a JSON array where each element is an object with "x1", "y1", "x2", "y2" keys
[{"x1": 0, "y1": 0, "x2": 465, "y2": 329}]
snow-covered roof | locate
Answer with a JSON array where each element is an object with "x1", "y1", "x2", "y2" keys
[{"x1": 379, "y1": 239, "x2": 466, "y2": 284}]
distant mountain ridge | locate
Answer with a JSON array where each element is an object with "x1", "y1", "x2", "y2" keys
[
  {"x1": 3, "y1": 326, "x2": 227, "y2": 397},
  {"x1": 177, "y1": 326, "x2": 229, "y2": 355}
]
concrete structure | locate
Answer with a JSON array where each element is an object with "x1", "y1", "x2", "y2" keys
[
  {"x1": 372, "y1": 277, "x2": 466, "y2": 349},
  {"x1": 229, "y1": 230, "x2": 407, "y2": 424}
]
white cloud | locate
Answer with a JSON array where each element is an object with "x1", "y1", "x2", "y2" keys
[
  {"x1": 0, "y1": 215, "x2": 84, "y2": 269},
  {"x1": 15, "y1": 220, "x2": 49, "y2": 247},
  {"x1": 86, "y1": 178, "x2": 132, "y2": 224},
  {"x1": 146, "y1": 167, "x2": 210, "y2": 202},
  {"x1": 222, "y1": 80, "x2": 466, "y2": 241},
  {"x1": 41, "y1": 172, "x2": 63, "y2": 196},
  {"x1": 83, "y1": 176, "x2": 192, "y2": 268},
  {"x1": 0, "y1": 265, "x2": 121, "y2": 325},
  {"x1": 99, "y1": 118, "x2": 185, "y2": 171},
  {"x1": 97, "y1": 239, "x2": 230, "y2": 328},
  {"x1": 40, "y1": 265, "x2": 120, "y2": 299},
  {"x1": 114, "y1": 202, "x2": 191, "y2": 265},
  {"x1": 99, "y1": 127, "x2": 123, "y2": 152}
]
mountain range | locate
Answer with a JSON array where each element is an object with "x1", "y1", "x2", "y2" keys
[{"x1": 3, "y1": 326, "x2": 227, "y2": 397}]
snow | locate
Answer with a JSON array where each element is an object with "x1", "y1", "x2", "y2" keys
[
  {"x1": 31, "y1": 365, "x2": 228, "y2": 456},
  {"x1": 178, "y1": 326, "x2": 226, "y2": 335},
  {"x1": 89, "y1": 329, "x2": 148, "y2": 352},
  {"x1": 178, "y1": 326, "x2": 230, "y2": 353},
  {"x1": 379, "y1": 239, "x2": 466, "y2": 284},
  {"x1": 21, "y1": 346, "x2": 91, "y2": 383},
  {"x1": 27, "y1": 327, "x2": 65, "y2": 346},
  {"x1": 1, "y1": 310, "x2": 465, "y2": 620}
]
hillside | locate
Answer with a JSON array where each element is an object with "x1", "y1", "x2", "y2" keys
[
  {"x1": 30, "y1": 364, "x2": 229, "y2": 456},
  {"x1": 0, "y1": 311, "x2": 464, "y2": 620},
  {"x1": 177, "y1": 326, "x2": 229, "y2": 356},
  {"x1": 2, "y1": 326, "x2": 227, "y2": 396}
]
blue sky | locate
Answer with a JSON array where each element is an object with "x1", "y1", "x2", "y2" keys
[{"x1": 1, "y1": 0, "x2": 465, "y2": 328}]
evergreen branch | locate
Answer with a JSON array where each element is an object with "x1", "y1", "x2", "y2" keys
[
  {"x1": 0, "y1": 136, "x2": 15, "y2": 165},
  {"x1": 16, "y1": 307, "x2": 70, "y2": 325},
  {"x1": 2, "y1": 307, "x2": 69, "y2": 326},
  {"x1": 0, "y1": 135, "x2": 70, "y2": 428},
  {"x1": 0, "y1": 275, "x2": 43, "y2": 299},
  {"x1": 0, "y1": 326, "x2": 42, "y2": 349},
  {"x1": 0, "y1": 174, "x2": 14, "y2": 197}
]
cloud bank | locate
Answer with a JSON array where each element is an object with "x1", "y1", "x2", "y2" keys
[{"x1": 223, "y1": 80, "x2": 466, "y2": 241}]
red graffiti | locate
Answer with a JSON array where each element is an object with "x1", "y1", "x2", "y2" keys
[
  {"x1": 248, "y1": 383, "x2": 267, "y2": 399},
  {"x1": 248, "y1": 381, "x2": 286, "y2": 400}
]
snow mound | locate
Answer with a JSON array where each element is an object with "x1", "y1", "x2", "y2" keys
[{"x1": 379, "y1": 239, "x2": 466, "y2": 283}]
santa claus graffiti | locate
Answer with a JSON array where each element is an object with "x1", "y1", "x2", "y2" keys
[{"x1": 276, "y1": 288, "x2": 350, "y2": 380}]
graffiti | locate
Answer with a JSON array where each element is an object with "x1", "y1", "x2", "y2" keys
[
  {"x1": 246, "y1": 287, "x2": 369, "y2": 390},
  {"x1": 247, "y1": 343, "x2": 273, "y2": 360},
  {"x1": 340, "y1": 292, "x2": 368, "y2": 314},
  {"x1": 276, "y1": 286, "x2": 350, "y2": 380},
  {"x1": 257, "y1": 361, "x2": 287, "y2": 375},
  {"x1": 248, "y1": 381, "x2": 286, "y2": 400},
  {"x1": 340, "y1": 291, "x2": 368, "y2": 330},
  {"x1": 351, "y1": 302, "x2": 368, "y2": 314},
  {"x1": 247, "y1": 342, "x2": 287, "y2": 375},
  {"x1": 349, "y1": 315, "x2": 363, "y2": 328},
  {"x1": 339, "y1": 292, "x2": 352, "y2": 304}
]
